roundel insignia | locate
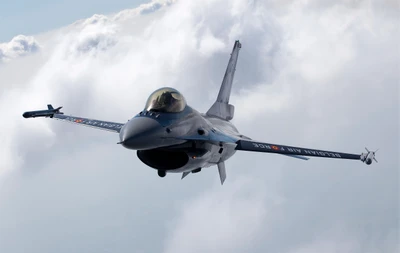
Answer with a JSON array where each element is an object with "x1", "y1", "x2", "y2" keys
[
  {"x1": 75, "y1": 119, "x2": 83, "y2": 123},
  {"x1": 272, "y1": 145, "x2": 279, "y2": 150}
]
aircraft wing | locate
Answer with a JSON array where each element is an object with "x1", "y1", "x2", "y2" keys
[
  {"x1": 235, "y1": 139, "x2": 377, "y2": 165},
  {"x1": 52, "y1": 114, "x2": 124, "y2": 133},
  {"x1": 23, "y1": 105, "x2": 125, "y2": 133}
]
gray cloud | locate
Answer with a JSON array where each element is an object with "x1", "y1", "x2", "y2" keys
[
  {"x1": 139, "y1": 2, "x2": 163, "y2": 15},
  {"x1": 0, "y1": 0, "x2": 398, "y2": 253},
  {"x1": 75, "y1": 32, "x2": 117, "y2": 53}
]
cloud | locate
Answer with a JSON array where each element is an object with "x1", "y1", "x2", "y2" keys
[
  {"x1": 70, "y1": 15, "x2": 118, "y2": 54},
  {"x1": 0, "y1": 35, "x2": 40, "y2": 62},
  {"x1": 113, "y1": 0, "x2": 176, "y2": 20},
  {"x1": 198, "y1": 29, "x2": 226, "y2": 57},
  {"x1": 287, "y1": 224, "x2": 399, "y2": 253},
  {"x1": 163, "y1": 177, "x2": 272, "y2": 253},
  {"x1": 0, "y1": 0, "x2": 398, "y2": 253}
]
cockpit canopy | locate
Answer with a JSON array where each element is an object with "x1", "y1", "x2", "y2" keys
[{"x1": 145, "y1": 87, "x2": 187, "y2": 113}]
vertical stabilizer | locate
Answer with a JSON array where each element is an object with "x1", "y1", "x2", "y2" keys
[{"x1": 206, "y1": 40, "x2": 241, "y2": 121}]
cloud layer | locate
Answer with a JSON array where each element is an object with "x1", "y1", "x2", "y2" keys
[{"x1": 0, "y1": 0, "x2": 398, "y2": 252}]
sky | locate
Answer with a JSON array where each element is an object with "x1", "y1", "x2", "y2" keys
[
  {"x1": 0, "y1": 0, "x2": 399, "y2": 252},
  {"x1": 0, "y1": 0, "x2": 147, "y2": 41}
]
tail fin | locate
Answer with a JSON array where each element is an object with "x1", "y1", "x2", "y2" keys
[
  {"x1": 206, "y1": 40, "x2": 241, "y2": 121},
  {"x1": 47, "y1": 104, "x2": 63, "y2": 114}
]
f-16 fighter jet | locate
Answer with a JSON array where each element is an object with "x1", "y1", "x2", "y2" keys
[{"x1": 23, "y1": 41, "x2": 377, "y2": 184}]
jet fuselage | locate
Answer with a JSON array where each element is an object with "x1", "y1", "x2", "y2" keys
[{"x1": 119, "y1": 105, "x2": 240, "y2": 174}]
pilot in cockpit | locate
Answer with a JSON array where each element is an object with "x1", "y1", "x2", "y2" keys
[{"x1": 145, "y1": 87, "x2": 186, "y2": 113}]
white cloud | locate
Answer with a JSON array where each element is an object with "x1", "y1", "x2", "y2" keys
[
  {"x1": 0, "y1": 0, "x2": 398, "y2": 252},
  {"x1": 198, "y1": 29, "x2": 226, "y2": 57},
  {"x1": 69, "y1": 16, "x2": 118, "y2": 54},
  {"x1": 163, "y1": 177, "x2": 273, "y2": 253},
  {"x1": 113, "y1": 0, "x2": 176, "y2": 21},
  {"x1": 0, "y1": 35, "x2": 40, "y2": 62}
]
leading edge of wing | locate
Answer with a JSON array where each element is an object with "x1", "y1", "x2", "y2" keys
[{"x1": 53, "y1": 114, "x2": 124, "y2": 133}]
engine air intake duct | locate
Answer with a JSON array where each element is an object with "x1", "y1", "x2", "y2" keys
[{"x1": 137, "y1": 149, "x2": 189, "y2": 170}]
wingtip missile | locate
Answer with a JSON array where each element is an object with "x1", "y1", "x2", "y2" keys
[
  {"x1": 360, "y1": 147, "x2": 378, "y2": 165},
  {"x1": 22, "y1": 104, "x2": 63, "y2": 118}
]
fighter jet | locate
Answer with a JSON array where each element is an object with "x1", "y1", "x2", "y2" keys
[{"x1": 23, "y1": 40, "x2": 377, "y2": 184}]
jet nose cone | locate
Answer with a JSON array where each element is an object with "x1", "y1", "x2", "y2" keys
[{"x1": 119, "y1": 116, "x2": 163, "y2": 150}]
